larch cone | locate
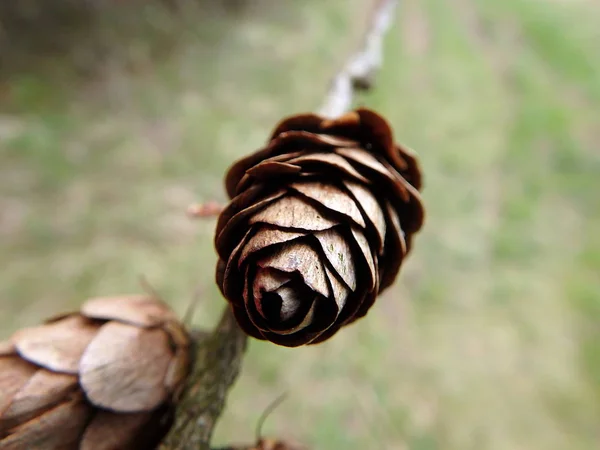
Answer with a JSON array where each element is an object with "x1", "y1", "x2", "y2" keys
[
  {"x1": 215, "y1": 108, "x2": 425, "y2": 347},
  {"x1": 0, "y1": 295, "x2": 190, "y2": 450}
]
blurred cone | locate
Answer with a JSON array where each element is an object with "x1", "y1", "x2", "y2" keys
[
  {"x1": 0, "y1": 295, "x2": 190, "y2": 450},
  {"x1": 253, "y1": 438, "x2": 309, "y2": 450},
  {"x1": 215, "y1": 107, "x2": 425, "y2": 347},
  {"x1": 218, "y1": 438, "x2": 309, "y2": 450}
]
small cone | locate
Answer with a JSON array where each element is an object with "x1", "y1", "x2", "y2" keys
[
  {"x1": 215, "y1": 108, "x2": 425, "y2": 347},
  {"x1": 0, "y1": 295, "x2": 190, "y2": 450}
]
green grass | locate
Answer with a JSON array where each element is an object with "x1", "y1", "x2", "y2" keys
[{"x1": 1, "y1": 0, "x2": 599, "y2": 448}]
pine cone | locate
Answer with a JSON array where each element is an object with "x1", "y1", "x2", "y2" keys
[
  {"x1": 0, "y1": 295, "x2": 190, "y2": 450},
  {"x1": 215, "y1": 108, "x2": 425, "y2": 347}
]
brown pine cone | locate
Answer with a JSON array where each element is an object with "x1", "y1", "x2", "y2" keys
[
  {"x1": 215, "y1": 108, "x2": 425, "y2": 347},
  {"x1": 0, "y1": 295, "x2": 190, "y2": 450}
]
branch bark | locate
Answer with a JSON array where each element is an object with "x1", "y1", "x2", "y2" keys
[
  {"x1": 159, "y1": 309, "x2": 247, "y2": 450},
  {"x1": 160, "y1": 1, "x2": 398, "y2": 448},
  {"x1": 319, "y1": 0, "x2": 398, "y2": 118}
]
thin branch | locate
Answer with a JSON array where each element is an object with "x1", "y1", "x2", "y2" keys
[
  {"x1": 319, "y1": 0, "x2": 398, "y2": 118},
  {"x1": 187, "y1": 201, "x2": 225, "y2": 218},
  {"x1": 159, "y1": 309, "x2": 247, "y2": 450},
  {"x1": 159, "y1": 2, "x2": 399, "y2": 448},
  {"x1": 254, "y1": 392, "x2": 288, "y2": 443}
]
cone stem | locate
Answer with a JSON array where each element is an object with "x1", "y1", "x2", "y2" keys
[{"x1": 319, "y1": 0, "x2": 398, "y2": 118}]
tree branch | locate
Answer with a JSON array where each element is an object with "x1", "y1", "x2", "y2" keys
[
  {"x1": 159, "y1": 1, "x2": 398, "y2": 448},
  {"x1": 159, "y1": 309, "x2": 247, "y2": 450},
  {"x1": 319, "y1": 0, "x2": 398, "y2": 118}
]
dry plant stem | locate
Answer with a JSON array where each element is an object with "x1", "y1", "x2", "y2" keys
[
  {"x1": 187, "y1": 201, "x2": 225, "y2": 219},
  {"x1": 319, "y1": 0, "x2": 397, "y2": 118},
  {"x1": 161, "y1": 1, "x2": 398, "y2": 447},
  {"x1": 159, "y1": 309, "x2": 247, "y2": 450}
]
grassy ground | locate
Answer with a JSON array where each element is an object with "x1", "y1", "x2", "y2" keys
[{"x1": 1, "y1": 0, "x2": 599, "y2": 448}]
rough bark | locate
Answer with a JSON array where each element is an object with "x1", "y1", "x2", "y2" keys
[
  {"x1": 160, "y1": 1, "x2": 398, "y2": 448},
  {"x1": 159, "y1": 309, "x2": 247, "y2": 450}
]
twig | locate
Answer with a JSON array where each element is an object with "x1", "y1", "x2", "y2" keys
[
  {"x1": 160, "y1": 1, "x2": 398, "y2": 448},
  {"x1": 187, "y1": 201, "x2": 225, "y2": 219},
  {"x1": 159, "y1": 309, "x2": 247, "y2": 450},
  {"x1": 254, "y1": 392, "x2": 289, "y2": 443},
  {"x1": 319, "y1": 0, "x2": 398, "y2": 118}
]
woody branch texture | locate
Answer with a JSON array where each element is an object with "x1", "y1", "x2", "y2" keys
[
  {"x1": 162, "y1": 0, "x2": 420, "y2": 448},
  {"x1": 0, "y1": 1, "x2": 419, "y2": 449}
]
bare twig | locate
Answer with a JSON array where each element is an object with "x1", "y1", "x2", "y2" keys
[
  {"x1": 182, "y1": 284, "x2": 204, "y2": 327},
  {"x1": 159, "y1": 309, "x2": 248, "y2": 450},
  {"x1": 138, "y1": 274, "x2": 165, "y2": 301},
  {"x1": 255, "y1": 392, "x2": 289, "y2": 443},
  {"x1": 160, "y1": 2, "x2": 398, "y2": 448},
  {"x1": 187, "y1": 201, "x2": 225, "y2": 218},
  {"x1": 319, "y1": 0, "x2": 398, "y2": 118}
]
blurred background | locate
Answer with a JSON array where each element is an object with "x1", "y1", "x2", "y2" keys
[{"x1": 1, "y1": 0, "x2": 599, "y2": 448}]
